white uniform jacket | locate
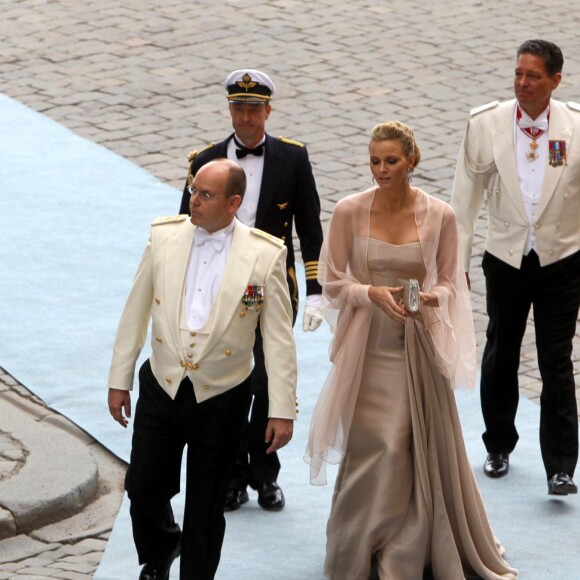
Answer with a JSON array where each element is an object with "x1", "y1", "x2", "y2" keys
[
  {"x1": 108, "y1": 216, "x2": 297, "y2": 420},
  {"x1": 451, "y1": 98, "x2": 580, "y2": 272}
]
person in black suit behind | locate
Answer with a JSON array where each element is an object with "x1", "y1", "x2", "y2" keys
[{"x1": 179, "y1": 69, "x2": 324, "y2": 511}]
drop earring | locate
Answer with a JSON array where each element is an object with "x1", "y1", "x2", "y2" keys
[{"x1": 406, "y1": 168, "x2": 414, "y2": 183}]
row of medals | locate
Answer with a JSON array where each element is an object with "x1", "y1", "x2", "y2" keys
[{"x1": 526, "y1": 131, "x2": 566, "y2": 166}]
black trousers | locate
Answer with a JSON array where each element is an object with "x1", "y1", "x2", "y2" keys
[
  {"x1": 228, "y1": 327, "x2": 280, "y2": 490},
  {"x1": 229, "y1": 302, "x2": 297, "y2": 491},
  {"x1": 125, "y1": 360, "x2": 252, "y2": 580},
  {"x1": 480, "y1": 250, "x2": 580, "y2": 478}
]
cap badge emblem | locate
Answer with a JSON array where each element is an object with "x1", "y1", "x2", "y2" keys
[{"x1": 237, "y1": 73, "x2": 258, "y2": 93}]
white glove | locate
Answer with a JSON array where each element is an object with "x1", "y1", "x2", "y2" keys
[{"x1": 302, "y1": 305, "x2": 324, "y2": 332}]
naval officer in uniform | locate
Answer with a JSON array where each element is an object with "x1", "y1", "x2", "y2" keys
[
  {"x1": 179, "y1": 69, "x2": 324, "y2": 511},
  {"x1": 108, "y1": 158, "x2": 297, "y2": 579}
]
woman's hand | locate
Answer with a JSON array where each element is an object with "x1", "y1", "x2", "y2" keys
[
  {"x1": 369, "y1": 286, "x2": 440, "y2": 324},
  {"x1": 418, "y1": 291, "x2": 438, "y2": 308},
  {"x1": 368, "y1": 285, "x2": 407, "y2": 323},
  {"x1": 400, "y1": 291, "x2": 438, "y2": 319}
]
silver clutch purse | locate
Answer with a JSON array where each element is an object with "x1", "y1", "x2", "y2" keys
[{"x1": 398, "y1": 278, "x2": 420, "y2": 313}]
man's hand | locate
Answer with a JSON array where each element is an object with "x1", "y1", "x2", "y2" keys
[
  {"x1": 108, "y1": 388, "x2": 131, "y2": 428},
  {"x1": 265, "y1": 418, "x2": 293, "y2": 454},
  {"x1": 302, "y1": 305, "x2": 324, "y2": 332}
]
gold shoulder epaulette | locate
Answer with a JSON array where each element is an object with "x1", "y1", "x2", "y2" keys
[
  {"x1": 251, "y1": 228, "x2": 285, "y2": 247},
  {"x1": 151, "y1": 215, "x2": 188, "y2": 226},
  {"x1": 187, "y1": 143, "x2": 215, "y2": 163},
  {"x1": 278, "y1": 136, "x2": 304, "y2": 148},
  {"x1": 469, "y1": 101, "x2": 499, "y2": 116},
  {"x1": 567, "y1": 101, "x2": 580, "y2": 112}
]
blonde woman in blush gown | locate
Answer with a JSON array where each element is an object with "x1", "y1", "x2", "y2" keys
[{"x1": 305, "y1": 122, "x2": 518, "y2": 580}]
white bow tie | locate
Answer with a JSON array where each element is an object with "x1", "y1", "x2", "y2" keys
[
  {"x1": 518, "y1": 118, "x2": 549, "y2": 131},
  {"x1": 194, "y1": 229, "x2": 227, "y2": 252}
]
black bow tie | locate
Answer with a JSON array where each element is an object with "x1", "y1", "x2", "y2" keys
[{"x1": 234, "y1": 137, "x2": 264, "y2": 159}]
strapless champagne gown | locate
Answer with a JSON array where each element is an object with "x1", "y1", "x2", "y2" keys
[{"x1": 325, "y1": 240, "x2": 517, "y2": 580}]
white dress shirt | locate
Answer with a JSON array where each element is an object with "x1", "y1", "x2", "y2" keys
[
  {"x1": 515, "y1": 106, "x2": 549, "y2": 256},
  {"x1": 184, "y1": 220, "x2": 235, "y2": 330},
  {"x1": 227, "y1": 135, "x2": 265, "y2": 227}
]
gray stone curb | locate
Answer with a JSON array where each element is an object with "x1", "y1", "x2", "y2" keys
[{"x1": 0, "y1": 368, "x2": 126, "y2": 577}]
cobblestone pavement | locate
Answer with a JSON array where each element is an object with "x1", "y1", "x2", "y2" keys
[{"x1": 2, "y1": 0, "x2": 580, "y2": 576}]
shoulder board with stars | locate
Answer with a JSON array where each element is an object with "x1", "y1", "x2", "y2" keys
[
  {"x1": 250, "y1": 228, "x2": 285, "y2": 247},
  {"x1": 187, "y1": 143, "x2": 215, "y2": 163},
  {"x1": 566, "y1": 101, "x2": 580, "y2": 113},
  {"x1": 469, "y1": 101, "x2": 499, "y2": 116},
  {"x1": 278, "y1": 136, "x2": 304, "y2": 148},
  {"x1": 151, "y1": 215, "x2": 188, "y2": 226}
]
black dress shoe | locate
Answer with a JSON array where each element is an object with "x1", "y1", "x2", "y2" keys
[
  {"x1": 224, "y1": 488, "x2": 249, "y2": 512},
  {"x1": 548, "y1": 473, "x2": 578, "y2": 496},
  {"x1": 139, "y1": 563, "x2": 167, "y2": 580},
  {"x1": 483, "y1": 452, "x2": 509, "y2": 478},
  {"x1": 139, "y1": 541, "x2": 181, "y2": 580},
  {"x1": 257, "y1": 482, "x2": 285, "y2": 511}
]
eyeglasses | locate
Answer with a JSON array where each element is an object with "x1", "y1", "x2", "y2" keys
[{"x1": 187, "y1": 185, "x2": 228, "y2": 202}]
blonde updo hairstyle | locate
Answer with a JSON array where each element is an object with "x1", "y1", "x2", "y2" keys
[{"x1": 369, "y1": 121, "x2": 421, "y2": 169}]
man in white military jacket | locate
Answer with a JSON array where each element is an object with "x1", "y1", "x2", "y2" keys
[
  {"x1": 451, "y1": 39, "x2": 580, "y2": 497},
  {"x1": 107, "y1": 158, "x2": 297, "y2": 580}
]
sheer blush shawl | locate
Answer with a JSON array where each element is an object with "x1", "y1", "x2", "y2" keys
[{"x1": 305, "y1": 187, "x2": 477, "y2": 485}]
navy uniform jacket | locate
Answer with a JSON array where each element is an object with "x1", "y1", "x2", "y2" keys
[{"x1": 179, "y1": 133, "x2": 324, "y2": 313}]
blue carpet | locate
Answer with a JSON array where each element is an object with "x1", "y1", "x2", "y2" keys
[{"x1": 1, "y1": 93, "x2": 578, "y2": 579}]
